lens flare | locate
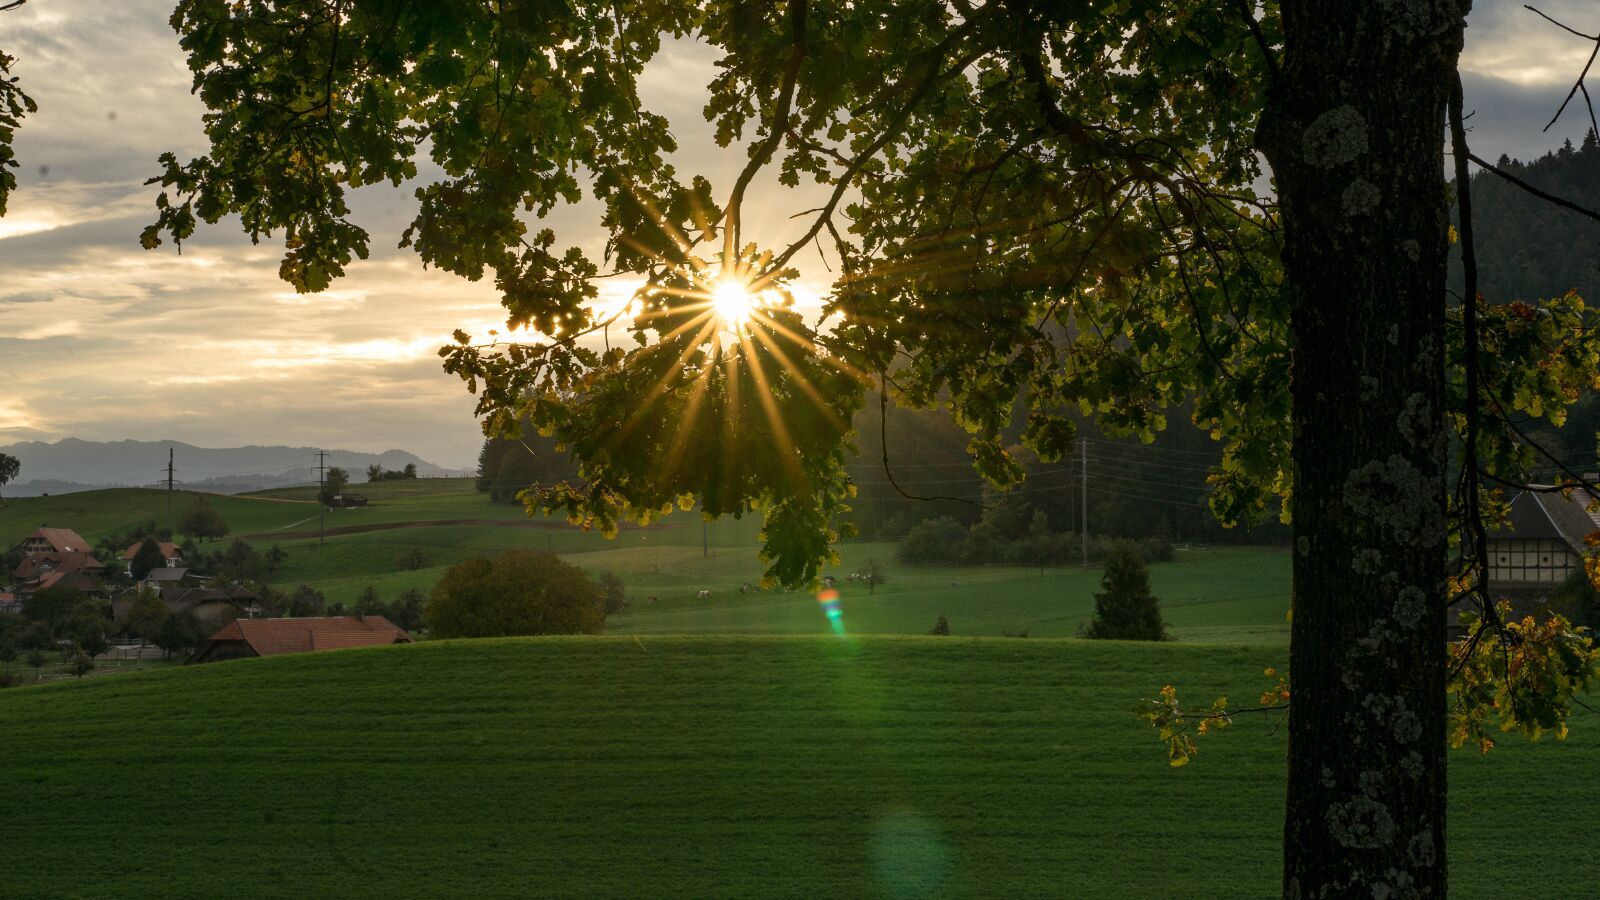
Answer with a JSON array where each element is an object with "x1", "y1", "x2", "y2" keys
[{"x1": 817, "y1": 588, "x2": 846, "y2": 637}]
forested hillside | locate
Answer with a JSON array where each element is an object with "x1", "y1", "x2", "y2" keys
[{"x1": 1452, "y1": 130, "x2": 1600, "y2": 305}]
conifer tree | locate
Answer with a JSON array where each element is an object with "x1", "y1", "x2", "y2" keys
[{"x1": 1082, "y1": 542, "x2": 1166, "y2": 642}]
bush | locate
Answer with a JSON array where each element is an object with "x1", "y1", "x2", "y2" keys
[
  {"x1": 899, "y1": 517, "x2": 968, "y2": 564},
  {"x1": 395, "y1": 546, "x2": 430, "y2": 571},
  {"x1": 1552, "y1": 570, "x2": 1600, "y2": 631},
  {"x1": 1081, "y1": 541, "x2": 1168, "y2": 641},
  {"x1": 286, "y1": 584, "x2": 327, "y2": 617},
  {"x1": 1140, "y1": 537, "x2": 1175, "y2": 564},
  {"x1": 426, "y1": 549, "x2": 604, "y2": 638}
]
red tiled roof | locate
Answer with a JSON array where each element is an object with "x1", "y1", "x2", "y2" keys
[
  {"x1": 35, "y1": 570, "x2": 103, "y2": 595},
  {"x1": 121, "y1": 541, "x2": 182, "y2": 561},
  {"x1": 205, "y1": 616, "x2": 413, "y2": 657},
  {"x1": 25, "y1": 528, "x2": 93, "y2": 553},
  {"x1": 12, "y1": 550, "x2": 106, "y2": 580}
]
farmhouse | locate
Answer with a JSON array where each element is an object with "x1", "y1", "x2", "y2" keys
[
  {"x1": 190, "y1": 615, "x2": 412, "y2": 663},
  {"x1": 120, "y1": 540, "x2": 184, "y2": 573},
  {"x1": 1485, "y1": 490, "x2": 1600, "y2": 591},
  {"x1": 10, "y1": 549, "x2": 106, "y2": 600},
  {"x1": 15, "y1": 527, "x2": 94, "y2": 555},
  {"x1": 138, "y1": 567, "x2": 194, "y2": 594}
]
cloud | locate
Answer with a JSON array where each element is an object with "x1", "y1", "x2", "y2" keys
[{"x1": 3, "y1": 0, "x2": 1596, "y2": 469}]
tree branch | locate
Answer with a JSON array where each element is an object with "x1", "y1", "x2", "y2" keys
[{"x1": 1467, "y1": 152, "x2": 1600, "y2": 224}]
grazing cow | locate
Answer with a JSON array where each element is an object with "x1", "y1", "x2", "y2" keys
[
  {"x1": 697, "y1": 589, "x2": 711, "y2": 599},
  {"x1": 647, "y1": 595, "x2": 657, "y2": 605},
  {"x1": 822, "y1": 575, "x2": 836, "y2": 588}
]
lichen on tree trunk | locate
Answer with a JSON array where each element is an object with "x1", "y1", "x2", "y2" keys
[{"x1": 1259, "y1": 2, "x2": 1469, "y2": 897}]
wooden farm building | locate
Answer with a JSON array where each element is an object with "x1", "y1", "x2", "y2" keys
[
  {"x1": 15, "y1": 527, "x2": 94, "y2": 556},
  {"x1": 190, "y1": 615, "x2": 412, "y2": 663},
  {"x1": 1485, "y1": 490, "x2": 1599, "y2": 592}
]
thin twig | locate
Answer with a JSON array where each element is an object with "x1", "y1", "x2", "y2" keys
[{"x1": 1467, "y1": 153, "x2": 1600, "y2": 224}]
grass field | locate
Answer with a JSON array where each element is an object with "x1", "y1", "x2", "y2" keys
[
  {"x1": 1, "y1": 484, "x2": 1294, "y2": 641},
  {"x1": 1, "y1": 636, "x2": 1595, "y2": 898}
]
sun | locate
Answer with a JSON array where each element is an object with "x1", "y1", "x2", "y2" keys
[{"x1": 711, "y1": 277, "x2": 758, "y2": 330}]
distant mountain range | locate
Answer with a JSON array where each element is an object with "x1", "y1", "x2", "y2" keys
[{"x1": 0, "y1": 438, "x2": 467, "y2": 497}]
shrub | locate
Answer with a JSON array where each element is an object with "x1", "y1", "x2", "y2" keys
[
  {"x1": 1081, "y1": 541, "x2": 1168, "y2": 641},
  {"x1": 395, "y1": 546, "x2": 430, "y2": 571},
  {"x1": 899, "y1": 516, "x2": 968, "y2": 564},
  {"x1": 426, "y1": 549, "x2": 604, "y2": 638},
  {"x1": 1140, "y1": 537, "x2": 1175, "y2": 564},
  {"x1": 286, "y1": 585, "x2": 327, "y2": 617},
  {"x1": 1552, "y1": 570, "x2": 1600, "y2": 632}
]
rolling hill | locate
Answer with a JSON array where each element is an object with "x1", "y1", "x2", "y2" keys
[{"x1": 0, "y1": 637, "x2": 1594, "y2": 897}]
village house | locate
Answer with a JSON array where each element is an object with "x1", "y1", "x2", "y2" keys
[
  {"x1": 189, "y1": 615, "x2": 411, "y2": 664},
  {"x1": 16, "y1": 527, "x2": 95, "y2": 556},
  {"x1": 120, "y1": 540, "x2": 184, "y2": 574},
  {"x1": 1485, "y1": 490, "x2": 1600, "y2": 592},
  {"x1": 10, "y1": 548, "x2": 107, "y2": 601}
]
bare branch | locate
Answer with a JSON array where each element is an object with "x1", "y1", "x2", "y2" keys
[{"x1": 1467, "y1": 152, "x2": 1600, "y2": 224}]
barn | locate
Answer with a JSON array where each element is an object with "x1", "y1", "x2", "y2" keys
[
  {"x1": 190, "y1": 615, "x2": 412, "y2": 664},
  {"x1": 1485, "y1": 490, "x2": 1599, "y2": 591}
]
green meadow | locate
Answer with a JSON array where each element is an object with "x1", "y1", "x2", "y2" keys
[
  {"x1": 1, "y1": 482, "x2": 1293, "y2": 638},
  {"x1": 1, "y1": 637, "x2": 1595, "y2": 898},
  {"x1": 4, "y1": 484, "x2": 1599, "y2": 896}
]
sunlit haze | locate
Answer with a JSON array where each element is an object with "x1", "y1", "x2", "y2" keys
[{"x1": 0, "y1": 0, "x2": 1590, "y2": 469}]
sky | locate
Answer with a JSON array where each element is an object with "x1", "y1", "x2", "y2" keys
[{"x1": 1, "y1": 1, "x2": 1595, "y2": 470}]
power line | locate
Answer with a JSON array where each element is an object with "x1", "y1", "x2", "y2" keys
[{"x1": 1085, "y1": 438, "x2": 1223, "y2": 459}]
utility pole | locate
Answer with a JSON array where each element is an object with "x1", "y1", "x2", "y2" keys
[
  {"x1": 1080, "y1": 438, "x2": 1089, "y2": 567},
  {"x1": 316, "y1": 450, "x2": 327, "y2": 546},
  {"x1": 166, "y1": 448, "x2": 175, "y2": 537}
]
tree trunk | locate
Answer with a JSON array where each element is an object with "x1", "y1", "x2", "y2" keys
[{"x1": 1259, "y1": 3, "x2": 1468, "y2": 897}]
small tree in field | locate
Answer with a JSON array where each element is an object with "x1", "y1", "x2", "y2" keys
[
  {"x1": 426, "y1": 549, "x2": 603, "y2": 638},
  {"x1": 69, "y1": 648, "x2": 94, "y2": 678},
  {"x1": 26, "y1": 647, "x2": 47, "y2": 679},
  {"x1": 0, "y1": 452, "x2": 19, "y2": 502},
  {"x1": 1082, "y1": 542, "x2": 1167, "y2": 642},
  {"x1": 320, "y1": 467, "x2": 350, "y2": 505},
  {"x1": 858, "y1": 558, "x2": 887, "y2": 595},
  {"x1": 597, "y1": 571, "x2": 627, "y2": 616},
  {"x1": 180, "y1": 497, "x2": 229, "y2": 542},
  {"x1": 395, "y1": 546, "x2": 429, "y2": 571}
]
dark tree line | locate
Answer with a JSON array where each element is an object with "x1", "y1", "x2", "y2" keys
[{"x1": 1451, "y1": 129, "x2": 1600, "y2": 306}]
